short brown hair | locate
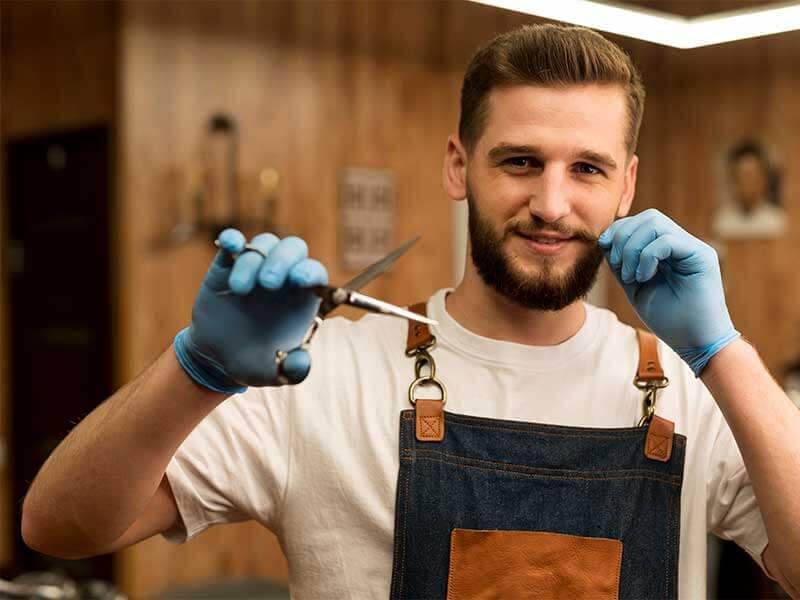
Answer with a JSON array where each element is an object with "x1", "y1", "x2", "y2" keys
[{"x1": 459, "y1": 24, "x2": 645, "y2": 156}]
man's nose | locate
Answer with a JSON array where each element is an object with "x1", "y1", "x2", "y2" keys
[{"x1": 527, "y1": 166, "x2": 572, "y2": 224}]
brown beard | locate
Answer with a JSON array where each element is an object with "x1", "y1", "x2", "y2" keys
[{"x1": 466, "y1": 185, "x2": 604, "y2": 311}]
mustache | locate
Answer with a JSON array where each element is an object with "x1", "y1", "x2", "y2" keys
[{"x1": 506, "y1": 219, "x2": 598, "y2": 244}]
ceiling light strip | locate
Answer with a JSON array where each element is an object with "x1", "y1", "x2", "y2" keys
[{"x1": 466, "y1": 0, "x2": 800, "y2": 49}]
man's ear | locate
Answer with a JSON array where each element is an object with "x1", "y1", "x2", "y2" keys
[
  {"x1": 617, "y1": 154, "x2": 639, "y2": 218},
  {"x1": 443, "y1": 135, "x2": 468, "y2": 201}
]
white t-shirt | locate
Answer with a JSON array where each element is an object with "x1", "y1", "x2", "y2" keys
[{"x1": 164, "y1": 288, "x2": 768, "y2": 599}]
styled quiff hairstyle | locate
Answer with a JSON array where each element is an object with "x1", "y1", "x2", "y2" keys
[{"x1": 459, "y1": 24, "x2": 646, "y2": 156}]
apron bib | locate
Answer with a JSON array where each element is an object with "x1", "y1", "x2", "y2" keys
[{"x1": 389, "y1": 303, "x2": 686, "y2": 600}]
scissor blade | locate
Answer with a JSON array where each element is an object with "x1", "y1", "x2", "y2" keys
[
  {"x1": 342, "y1": 236, "x2": 420, "y2": 291},
  {"x1": 346, "y1": 290, "x2": 437, "y2": 325}
]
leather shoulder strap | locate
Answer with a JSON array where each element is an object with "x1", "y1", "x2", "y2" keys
[
  {"x1": 635, "y1": 329, "x2": 665, "y2": 382},
  {"x1": 406, "y1": 302, "x2": 434, "y2": 354},
  {"x1": 636, "y1": 329, "x2": 674, "y2": 462}
]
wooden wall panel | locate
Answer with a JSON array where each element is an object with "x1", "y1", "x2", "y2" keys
[
  {"x1": 0, "y1": 0, "x2": 116, "y2": 139},
  {"x1": 0, "y1": 0, "x2": 117, "y2": 572}
]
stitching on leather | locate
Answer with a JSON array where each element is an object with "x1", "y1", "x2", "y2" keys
[
  {"x1": 403, "y1": 449, "x2": 683, "y2": 485},
  {"x1": 648, "y1": 434, "x2": 668, "y2": 458},
  {"x1": 420, "y1": 416, "x2": 440, "y2": 438},
  {"x1": 404, "y1": 452, "x2": 683, "y2": 487}
]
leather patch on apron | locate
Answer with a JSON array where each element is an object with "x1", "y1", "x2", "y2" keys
[
  {"x1": 645, "y1": 414, "x2": 674, "y2": 462},
  {"x1": 416, "y1": 399, "x2": 444, "y2": 442},
  {"x1": 446, "y1": 528, "x2": 622, "y2": 600}
]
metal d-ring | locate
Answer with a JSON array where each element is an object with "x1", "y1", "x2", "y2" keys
[{"x1": 408, "y1": 375, "x2": 447, "y2": 406}]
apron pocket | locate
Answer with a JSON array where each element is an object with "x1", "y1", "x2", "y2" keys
[{"x1": 446, "y1": 528, "x2": 622, "y2": 600}]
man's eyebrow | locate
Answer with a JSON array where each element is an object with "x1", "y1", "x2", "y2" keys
[
  {"x1": 577, "y1": 149, "x2": 618, "y2": 171},
  {"x1": 487, "y1": 144, "x2": 539, "y2": 162},
  {"x1": 487, "y1": 143, "x2": 618, "y2": 171}
]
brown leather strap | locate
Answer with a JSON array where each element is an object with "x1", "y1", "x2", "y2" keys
[
  {"x1": 636, "y1": 329, "x2": 665, "y2": 382},
  {"x1": 416, "y1": 399, "x2": 445, "y2": 442},
  {"x1": 406, "y1": 302, "x2": 434, "y2": 354},
  {"x1": 636, "y1": 330, "x2": 674, "y2": 461},
  {"x1": 406, "y1": 301, "x2": 444, "y2": 442},
  {"x1": 644, "y1": 415, "x2": 674, "y2": 462}
]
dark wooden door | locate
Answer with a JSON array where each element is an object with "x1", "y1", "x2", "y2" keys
[{"x1": 5, "y1": 125, "x2": 113, "y2": 581}]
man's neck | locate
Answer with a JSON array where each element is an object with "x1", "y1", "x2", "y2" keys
[{"x1": 445, "y1": 271, "x2": 587, "y2": 347}]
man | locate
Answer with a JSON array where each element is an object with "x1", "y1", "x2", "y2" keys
[
  {"x1": 21, "y1": 24, "x2": 800, "y2": 599},
  {"x1": 713, "y1": 139, "x2": 785, "y2": 239}
]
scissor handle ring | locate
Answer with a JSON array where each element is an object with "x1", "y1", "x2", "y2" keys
[
  {"x1": 408, "y1": 376, "x2": 447, "y2": 406},
  {"x1": 243, "y1": 243, "x2": 269, "y2": 259}
]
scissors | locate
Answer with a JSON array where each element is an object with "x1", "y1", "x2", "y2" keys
[{"x1": 215, "y1": 235, "x2": 438, "y2": 383}]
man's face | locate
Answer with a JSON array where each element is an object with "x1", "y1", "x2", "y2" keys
[
  {"x1": 731, "y1": 154, "x2": 769, "y2": 213},
  {"x1": 448, "y1": 84, "x2": 638, "y2": 311}
]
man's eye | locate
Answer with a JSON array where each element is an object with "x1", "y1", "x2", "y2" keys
[
  {"x1": 505, "y1": 157, "x2": 535, "y2": 168},
  {"x1": 576, "y1": 163, "x2": 602, "y2": 175}
]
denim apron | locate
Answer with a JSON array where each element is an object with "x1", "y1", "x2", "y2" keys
[{"x1": 389, "y1": 303, "x2": 686, "y2": 600}]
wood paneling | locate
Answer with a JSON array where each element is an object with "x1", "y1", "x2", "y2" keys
[
  {"x1": 0, "y1": 0, "x2": 116, "y2": 139},
  {"x1": 0, "y1": 0, "x2": 117, "y2": 572}
]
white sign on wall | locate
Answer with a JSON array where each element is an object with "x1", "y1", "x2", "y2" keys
[{"x1": 338, "y1": 167, "x2": 394, "y2": 271}]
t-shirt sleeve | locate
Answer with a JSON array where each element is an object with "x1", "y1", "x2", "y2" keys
[
  {"x1": 162, "y1": 384, "x2": 292, "y2": 543},
  {"x1": 706, "y1": 402, "x2": 770, "y2": 570}
]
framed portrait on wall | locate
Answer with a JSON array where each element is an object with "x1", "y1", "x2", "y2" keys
[{"x1": 712, "y1": 139, "x2": 785, "y2": 240}]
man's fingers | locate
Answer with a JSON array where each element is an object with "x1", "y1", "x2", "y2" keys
[
  {"x1": 601, "y1": 216, "x2": 641, "y2": 268},
  {"x1": 281, "y1": 348, "x2": 311, "y2": 384},
  {"x1": 229, "y1": 233, "x2": 280, "y2": 294},
  {"x1": 258, "y1": 236, "x2": 309, "y2": 289},
  {"x1": 216, "y1": 228, "x2": 247, "y2": 262},
  {"x1": 204, "y1": 229, "x2": 247, "y2": 291},
  {"x1": 619, "y1": 223, "x2": 659, "y2": 283},
  {"x1": 635, "y1": 233, "x2": 715, "y2": 282},
  {"x1": 287, "y1": 258, "x2": 329, "y2": 287},
  {"x1": 635, "y1": 236, "x2": 677, "y2": 282}
]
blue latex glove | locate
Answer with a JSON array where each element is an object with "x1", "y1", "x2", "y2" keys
[
  {"x1": 598, "y1": 209, "x2": 740, "y2": 377},
  {"x1": 173, "y1": 229, "x2": 329, "y2": 394}
]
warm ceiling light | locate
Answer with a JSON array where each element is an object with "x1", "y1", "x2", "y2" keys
[{"x1": 466, "y1": 0, "x2": 800, "y2": 48}]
